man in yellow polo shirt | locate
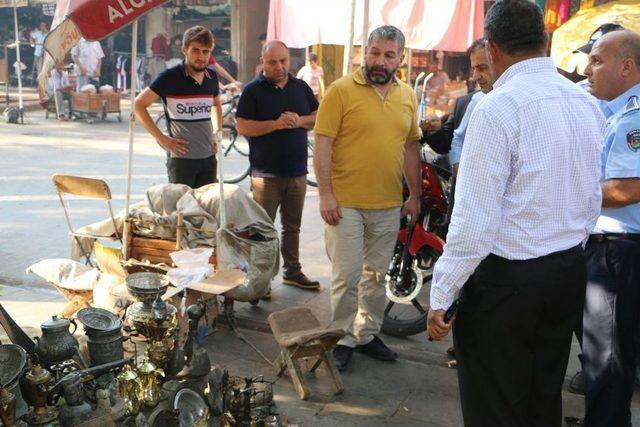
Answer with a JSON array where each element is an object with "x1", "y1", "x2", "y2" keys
[{"x1": 314, "y1": 25, "x2": 421, "y2": 371}]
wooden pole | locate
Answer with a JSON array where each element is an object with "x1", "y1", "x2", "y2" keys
[
  {"x1": 342, "y1": 0, "x2": 356, "y2": 76},
  {"x1": 361, "y1": 0, "x2": 369, "y2": 63}
]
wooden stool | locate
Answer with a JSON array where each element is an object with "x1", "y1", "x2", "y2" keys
[{"x1": 267, "y1": 306, "x2": 345, "y2": 400}]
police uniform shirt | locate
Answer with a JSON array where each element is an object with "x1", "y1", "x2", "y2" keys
[
  {"x1": 149, "y1": 62, "x2": 219, "y2": 159},
  {"x1": 594, "y1": 83, "x2": 640, "y2": 234}
]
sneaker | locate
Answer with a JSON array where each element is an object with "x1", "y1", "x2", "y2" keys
[
  {"x1": 356, "y1": 336, "x2": 397, "y2": 361},
  {"x1": 333, "y1": 345, "x2": 354, "y2": 371},
  {"x1": 282, "y1": 272, "x2": 320, "y2": 290}
]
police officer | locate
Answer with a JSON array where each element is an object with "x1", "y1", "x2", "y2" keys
[{"x1": 582, "y1": 29, "x2": 640, "y2": 426}]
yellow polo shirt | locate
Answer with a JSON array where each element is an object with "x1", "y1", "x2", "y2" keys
[{"x1": 314, "y1": 68, "x2": 420, "y2": 209}]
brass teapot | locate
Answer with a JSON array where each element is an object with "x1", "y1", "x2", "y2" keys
[
  {"x1": 116, "y1": 364, "x2": 141, "y2": 416},
  {"x1": 136, "y1": 356, "x2": 164, "y2": 408}
]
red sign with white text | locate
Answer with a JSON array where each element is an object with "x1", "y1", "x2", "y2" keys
[{"x1": 68, "y1": 0, "x2": 169, "y2": 41}]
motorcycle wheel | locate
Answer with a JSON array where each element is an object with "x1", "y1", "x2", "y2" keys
[{"x1": 382, "y1": 244, "x2": 441, "y2": 337}]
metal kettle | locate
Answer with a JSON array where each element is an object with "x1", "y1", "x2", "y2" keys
[{"x1": 34, "y1": 315, "x2": 79, "y2": 365}]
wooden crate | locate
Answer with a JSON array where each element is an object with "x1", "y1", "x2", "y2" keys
[
  {"x1": 129, "y1": 235, "x2": 177, "y2": 265},
  {"x1": 71, "y1": 92, "x2": 118, "y2": 114},
  {"x1": 71, "y1": 92, "x2": 103, "y2": 113},
  {"x1": 106, "y1": 93, "x2": 120, "y2": 112},
  {"x1": 126, "y1": 218, "x2": 216, "y2": 267},
  {"x1": 88, "y1": 94, "x2": 104, "y2": 111}
]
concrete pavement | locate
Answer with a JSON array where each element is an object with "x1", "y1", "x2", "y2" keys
[{"x1": 1, "y1": 104, "x2": 638, "y2": 425}]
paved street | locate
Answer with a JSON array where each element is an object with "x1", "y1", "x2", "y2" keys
[{"x1": 1, "y1": 103, "x2": 638, "y2": 425}]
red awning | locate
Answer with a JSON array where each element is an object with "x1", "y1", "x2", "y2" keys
[{"x1": 44, "y1": 0, "x2": 169, "y2": 64}]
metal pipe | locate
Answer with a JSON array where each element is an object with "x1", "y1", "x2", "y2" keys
[
  {"x1": 12, "y1": 0, "x2": 23, "y2": 121},
  {"x1": 123, "y1": 19, "x2": 138, "y2": 258}
]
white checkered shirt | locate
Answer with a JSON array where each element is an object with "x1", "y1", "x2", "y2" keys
[{"x1": 430, "y1": 57, "x2": 606, "y2": 311}]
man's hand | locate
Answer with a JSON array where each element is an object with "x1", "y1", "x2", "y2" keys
[
  {"x1": 420, "y1": 114, "x2": 441, "y2": 133},
  {"x1": 157, "y1": 134, "x2": 189, "y2": 156},
  {"x1": 284, "y1": 112, "x2": 301, "y2": 128},
  {"x1": 275, "y1": 113, "x2": 297, "y2": 130},
  {"x1": 401, "y1": 196, "x2": 420, "y2": 225},
  {"x1": 211, "y1": 136, "x2": 218, "y2": 154},
  {"x1": 93, "y1": 69, "x2": 101, "y2": 79},
  {"x1": 320, "y1": 193, "x2": 342, "y2": 226},
  {"x1": 79, "y1": 65, "x2": 87, "y2": 77},
  {"x1": 427, "y1": 308, "x2": 453, "y2": 341}
]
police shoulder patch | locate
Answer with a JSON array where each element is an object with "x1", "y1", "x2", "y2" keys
[{"x1": 627, "y1": 129, "x2": 640, "y2": 152}]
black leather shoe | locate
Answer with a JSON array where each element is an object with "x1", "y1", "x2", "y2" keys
[
  {"x1": 564, "y1": 416, "x2": 584, "y2": 426},
  {"x1": 333, "y1": 345, "x2": 354, "y2": 371},
  {"x1": 357, "y1": 336, "x2": 397, "y2": 361}
]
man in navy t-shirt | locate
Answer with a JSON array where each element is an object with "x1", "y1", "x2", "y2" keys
[
  {"x1": 135, "y1": 26, "x2": 222, "y2": 188},
  {"x1": 236, "y1": 41, "x2": 320, "y2": 294}
]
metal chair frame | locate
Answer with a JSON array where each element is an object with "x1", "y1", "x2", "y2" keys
[{"x1": 52, "y1": 174, "x2": 122, "y2": 267}]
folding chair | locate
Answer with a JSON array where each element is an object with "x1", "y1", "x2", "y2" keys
[{"x1": 52, "y1": 174, "x2": 122, "y2": 266}]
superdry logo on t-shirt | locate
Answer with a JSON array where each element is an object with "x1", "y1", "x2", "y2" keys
[{"x1": 165, "y1": 95, "x2": 213, "y2": 121}]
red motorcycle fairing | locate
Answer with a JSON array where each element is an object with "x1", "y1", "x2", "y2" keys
[{"x1": 397, "y1": 223, "x2": 445, "y2": 256}]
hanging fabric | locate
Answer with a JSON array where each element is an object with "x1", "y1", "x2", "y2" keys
[
  {"x1": 136, "y1": 56, "x2": 145, "y2": 92},
  {"x1": 116, "y1": 55, "x2": 128, "y2": 94},
  {"x1": 544, "y1": 0, "x2": 571, "y2": 33}
]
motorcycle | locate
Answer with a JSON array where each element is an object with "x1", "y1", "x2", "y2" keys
[{"x1": 381, "y1": 148, "x2": 451, "y2": 337}]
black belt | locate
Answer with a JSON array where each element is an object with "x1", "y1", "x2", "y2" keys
[{"x1": 588, "y1": 233, "x2": 640, "y2": 244}]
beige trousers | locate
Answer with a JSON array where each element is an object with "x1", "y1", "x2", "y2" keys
[{"x1": 325, "y1": 207, "x2": 400, "y2": 347}]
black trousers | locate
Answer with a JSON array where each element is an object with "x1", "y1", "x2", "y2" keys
[
  {"x1": 166, "y1": 155, "x2": 217, "y2": 188},
  {"x1": 453, "y1": 245, "x2": 586, "y2": 427},
  {"x1": 583, "y1": 238, "x2": 640, "y2": 427}
]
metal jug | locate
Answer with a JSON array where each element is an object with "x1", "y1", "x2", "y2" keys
[{"x1": 34, "y1": 315, "x2": 78, "y2": 364}]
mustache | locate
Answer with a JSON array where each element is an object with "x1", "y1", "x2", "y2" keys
[
  {"x1": 365, "y1": 64, "x2": 395, "y2": 84},
  {"x1": 369, "y1": 65, "x2": 388, "y2": 73}
]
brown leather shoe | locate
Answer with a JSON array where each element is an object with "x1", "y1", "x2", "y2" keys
[{"x1": 282, "y1": 273, "x2": 320, "y2": 290}]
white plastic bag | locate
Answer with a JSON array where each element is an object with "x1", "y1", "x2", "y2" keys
[{"x1": 166, "y1": 248, "x2": 214, "y2": 290}]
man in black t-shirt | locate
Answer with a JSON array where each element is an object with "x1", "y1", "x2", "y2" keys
[
  {"x1": 236, "y1": 41, "x2": 320, "y2": 294},
  {"x1": 134, "y1": 26, "x2": 222, "y2": 188}
]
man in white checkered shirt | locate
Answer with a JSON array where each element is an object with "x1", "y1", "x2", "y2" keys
[{"x1": 426, "y1": 0, "x2": 605, "y2": 425}]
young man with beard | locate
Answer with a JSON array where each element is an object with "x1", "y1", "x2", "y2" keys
[
  {"x1": 314, "y1": 25, "x2": 421, "y2": 371},
  {"x1": 426, "y1": 0, "x2": 604, "y2": 424},
  {"x1": 236, "y1": 41, "x2": 320, "y2": 294},
  {"x1": 134, "y1": 26, "x2": 223, "y2": 188}
]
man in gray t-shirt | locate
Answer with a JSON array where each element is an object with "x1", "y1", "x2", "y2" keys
[{"x1": 135, "y1": 26, "x2": 222, "y2": 188}]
